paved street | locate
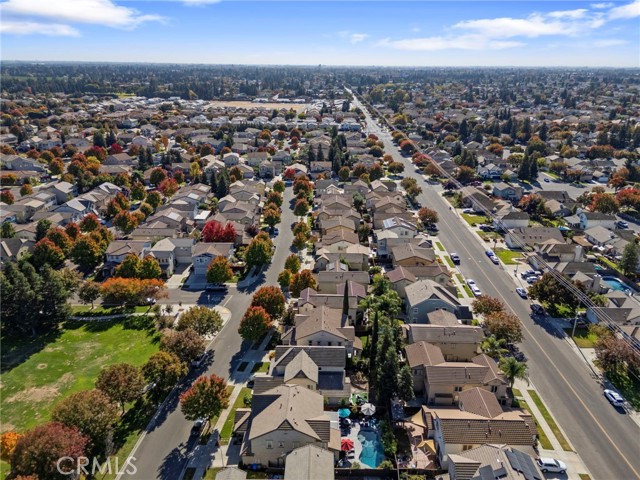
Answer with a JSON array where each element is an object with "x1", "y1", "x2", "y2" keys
[
  {"x1": 121, "y1": 187, "x2": 298, "y2": 480},
  {"x1": 352, "y1": 93, "x2": 640, "y2": 480}
]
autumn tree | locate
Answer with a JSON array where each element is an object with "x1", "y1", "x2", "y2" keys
[
  {"x1": 251, "y1": 286, "x2": 286, "y2": 320},
  {"x1": 595, "y1": 335, "x2": 639, "y2": 376},
  {"x1": 418, "y1": 207, "x2": 438, "y2": 226},
  {"x1": 96, "y1": 363, "x2": 145, "y2": 413},
  {"x1": 266, "y1": 190, "x2": 283, "y2": 208},
  {"x1": 239, "y1": 306, "x2": 272, "y2": 342},
  {"x1": 64, "y1": 222, "x2": 80, "y2": 241},
  {"x1": 455, "y1": 165, "x2": 475, "y2": 184},
  {"x1": 484, "y1": 311, "x2": 523, "y2": 344},
  {"x1": 292, "y1": 221, "x2": 310, "y2": 238},
  {"x1": 0, "y1": 431, "x2": 21, "y2": 461},
  {"x1": 10, "y1": 422, "x2": 88, "y2": 480},
  {"x1": 19, "y1": 184, "x2": 33, "y2": 196},
  {"x1": 142, "y1": 351, "x2": 188, "y2": 400},
  {"x1": 293, "y1": 198, "x2": 310, "y2": 217},
  {"x1": 0, "y1": 190, "x2": 15, "y2": 205},
  {"x1": 150, "y1": 167, "x2": 167, "y2": 186},
  {"x1": 245, "y1": 237, "x2": 273, "y2": 268},
  {"x1": 78, "y1": 281, "x2": 101, "y2": 308},
  {"x1": 131, "y1": 182, "x2": 146, "y2": 201},
  {"x1": 99, "y1": 278, "x2": 166, "y2": 306},
  {"x1": 160, "y1": 328, "x2": 206, "y2": 363},
  {"x1": 400, "y1": 177, "x2": 422, "y2": 200},
  {"x1": 180, "y1": 374, "x2": 230, "y2": 422},
  {"x1": 472, "y1": 295, "x2": 505, "y2": 316},
  {"x1": 202, "y1": 220, "x2": 236, "y2": 242},
  {"x1": 387, "y1": 161, "x2": 404, "y2": 174},
  {"x1": 33, "y1": 238, "x2": 65, "y2": 268},
  {"x1": 590, "y1": 193, "x2": 619, "y2": 214},
  {"x1": 79, "y1": 213, "x2": 100, "y2": 232},
  {"x1": 146, "y1": 191, "x2": 162, "y2": 209},
  {"x1": 292, "y1": 232, "x2": 308, "y2": 252},
  {"x1": 158, "y1": 178, "x2": 179, "y2": 197},
  {"x1": 263, "y1": 205, "x2": 281, "y2": 228},
  {"x1": 113, "y1": 210, "x2": 137, "y2": 234},
  {"x1": 177, "y1": 306, "x2": 223, "y2": 336},
  {"x1": 206, "y1": 256, "x2": 233, "y2": 285},
  {"x1": 289, "y1": 269, "x2": 317, "y2": 297},
  {"x1": 51, "y1": 390, "x2": 119, "y2": 454},
  {"x1": 284, "y1": 254, "x2": 301, "y2": 273}
]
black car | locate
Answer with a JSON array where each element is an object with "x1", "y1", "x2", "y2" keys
[
  {"x1": 450, "y1": 253, "x2": 460, "y2": 265},
  {"x1": 530, "y1": 304, "x2": 545, "y2": 315},
  {"x1": 206, "y1": 284, "x2": 227, "y2": 292}
]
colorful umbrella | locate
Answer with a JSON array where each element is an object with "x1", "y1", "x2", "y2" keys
[
  {"x1": 361, "y1": 403, "x2": 376, "y2": 416},
  {"x1": 341, "y1": 438, "x2": 354, "y2": 451},
  {"x1": 338, "y1": 408, "x2": 351, "y2": 418}
]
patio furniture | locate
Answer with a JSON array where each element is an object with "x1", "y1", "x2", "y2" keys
[
  {"x1": 361, "y1": 403, "x2": 376, "y2": 416},
  {"x1": 341, "y1": 438, "x2": 355, "y2": 451},
  {"x1": 338, "y1": 408, "x2": 351, "y2": 418}
]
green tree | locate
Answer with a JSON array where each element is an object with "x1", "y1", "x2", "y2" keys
[
  {"x1": 263, "y1": 205, "x2": 281, "y2": 229},
  {"x1": 70, "y1": 236, "x2": 104, "y2": 270},
  {"x1": 239, "y1": 306, "x2": 272, "y2": 342},
  {"x1": 284, "y1": 254, "x2": 301, "y2": 273},
  {"x1": 146, "y1": 191, "x2": 162, "y2": 209},
  {"x1": 179, "y1": 374, "x2": 230, "y2": 422},
  {"x1": 528, "y1": 273, "x2": 580, "y2": 316},
  {"x1": 293, "y1": 198, "x2": 310, "y2": 216},
  {"x1": 289, "y1": 269, "x2": 317, "y2": 297},
  {"x1": 245, "y1": 238, "x2": 273, "y2": 268},
  {"x1": 142, "y1": 351, "x2": 188, "y2": 400},
  {"x1": 472, "y1": 295, "x2": 505, "y2": 316},
  {"x1": 619, "y1": 241, "x2": 639, "y2": 276},
  {"x1": 114, "y1": 254, "x2": 142, "y2": 279},
  {"x1": 481, "y1": 335, "x2": 508, "y2": 359},
  {"x1": 499, "y1": 357, "x2": 529, "y2": 388},
  {"x1": 33, "y1": 238, "x2": 65, "y2": 268},
  {"x1": 95, "y1": 363, "x2": 145, "y2": 413},
  {"x1": 292, "y1": 232, "x2": 308, "y2": 252},
  {"x1": 35, "y1": 218, "x2": 51, "y2": 241},
  {"x1": 206, "y1": 256, "x2": 233, "y2": 285},
  {"x1": 140, "y1": 256, "x2": 162, "y2": 279},
  {"x1": 1, "y1": 222, "x2": 15, "y2": 238},
  {"x1": 160, "y1": 328, "x2": 206, "y2": 363},
  {"x1": 78, "y1": 281, "x2": 101, "y2": 308},
  {"x1": 485, "y1": 311, "x2": 523, "y2": 344},
  {"x1": 398, "y1": 364, "x2": 415, "y2": 401},
  {"x1": 177, "y1": 306, "x2": 223, "y2": 336},
  {"x1": 273, "y1": 180, "x2": 285, "y2": 193},
  {"x1": 338, "y1": 166, "x2": 350, "y2": 182},
  {"x1": 278, "y1": 269, "x2": 292, "y2": 290}
]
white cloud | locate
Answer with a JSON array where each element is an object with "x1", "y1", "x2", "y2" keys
[
  {"x1": 0, "y1": 0, "x2": 165, "y2": 29},
  {"x1": 181, "y1": 0, "x2": 220, "y2": 6},
  {"x1": 593, "y1": 38, "x2": 629, "y2": 47},
  {"x1": 591, "y1": 2, "x2": 614, "y2": 9},
  {"x1": 547, "y1": 9, "x2": 588, "y2": 19},
  {"x1": 411, "y1": 27, "x2": 421, "y2": 33},
  {"x1": 0, "y1": 20, "x2": 79, "y2": 36},
  {"x1": 380, "y1": 35, "x2": 523, "y2": 51},
  {"x1": 608, "y1": 0, "x2": 640, "y2": 19},
  {"x1": 350, "y1": 33, "x2": 368, "y2": 43}
]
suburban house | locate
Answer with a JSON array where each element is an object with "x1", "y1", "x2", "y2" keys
[
  {"x1": 315, "y1": 265, "x2": 369, "y2": 293},
  {"x1": 284, "y1": 445, "x2": 335, "y2": 480},
  {"x1": 103, "y1": 240, "x2": 151, "y2": 275},
  {"x1": 148, "y1": 238, "x2": 195, "y2": 277},
  {"x1": 446, "y1": 444, "x2": 544, "y2": 480},
  {"x1": 405, "y1": 342, "x2": 509, "y2": 405},
  {"x1": 584, "y1": 225, "x2": 617, "y2": 247},
  {"x1": 391, "y1": 244, "x2": 437, "y2": 267},
  {"x1": 405, "y1": 279, "x2": 461, "y2": 323},
  {"x1": 297, "y1": 281, "x2": 366, "y2": 322},
  {"x1": 192, "y1": 242, "x2": 234, "y2": 276},
  {"x1": 382, "y1": 216, "x2": 418, "y2": 238},
  {"x1": 505, "y1": 227, "x2": 565, "y2": 249},
  {"x1": 492, "y1": 183, "x2": 524, "y2": 201},
  {"x1": 403, "y1": 323, "x2": 484, "y2": 361},
  {"x1": 578, "y1": 211, "x2": 616, "y2": 230},
  {"x1": 493, "y1": 211, "x2": 529, "y2": 230},
  {"x1": 233, "y1": 384, "x2": 340, "y2": 467}
]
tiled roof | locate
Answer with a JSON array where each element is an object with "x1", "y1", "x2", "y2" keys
[
  {"x1": 459, "y1": 387, "x2": 504, "y2": 419},
  {"x1": 273, "y1": 345, "x2": 346, "y2": 369},
  {"x1": 405, "y1": 341, "x2": 445, "y2": 368},
  {"x1": 405, "y1": 324, "x2": 484, "y2": 345},
  {"x1": 284, "y1": 350, "x2": 319, "y2": 384}
]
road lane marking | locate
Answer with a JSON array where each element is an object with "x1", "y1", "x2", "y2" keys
[{"x1": 435, "y1": 195, "x2": 640, "y2": 479}]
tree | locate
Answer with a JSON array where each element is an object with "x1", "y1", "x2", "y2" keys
[
  {"x1": 263, "y1": 205, "x2": 281, "y2": 228},
  {"x1": 251, "y1": 286, "x2": 286, "y2": 320},
  {"x1": 485, "y1": 311, "x2": 523, "y2": 344},
  {"x1": 387, "y1": 161, "x2": 404, "y2": 174},
  {"x1": 0, "y1": 431, "x2": 21, "y2": 461},
  {"x1": 10, "y1": 422, "x2": 88, "y2": 480},
  {"x1": 147, "y1": 190, "x2": 162, "y2": 209},
  {"x1": 499, "y1": 357, "x2": 529, "y2": 388},
  {"x1": 289, "y1": 269, "x2": 317, "y2": 297},
  {"x1": 590, "y1": 193, "x2": 619, "y2": 214},
  {"x1": 140, "y1": 256, "x2": 162, "y2": 280},
  {"x1": 70, "y1": 236, "x2": 103, "y2": 269},
  {"x1": 245, "y1": 238, "x2": 273, "y2": 268},
  {"x1": 79, "y1": 213, "x2": 100, "y2": 232},
  {"x1": 131, "y1": 181, "x2": 146, "y2": 201},
  {"x1": 100, "y1": 278, "x2": 166, "y2": 306},
  {"x1": 266, "y1": 190, "x2": 283, "y2": 208},
  {"x1": 398, "y1": 364, "x2": 415, "y2": 401},
  {"x1": 20, "y1": 184, "x2": 33, "y2": 196},
  {"x1": 472, "y1": 295, "x2": 505, "y2": 316},
  {"x1": 619, "y1": 241, "x2": 639, "y2": 277},
  {"x1": 113, "y1": 210, "x2": 137, "y2": 234},
  {"x1": 158, "y1": 178, "x2": 179, "y2": 198},
  {"x1": 292, "y1": 221, "x2": 310, "y2": 238},
  {"x1": 35, "y1": 218, "x2": 52, "y2": 241},
  {"x1": 528, "y1": 273, "x2": 580, "y2": 316},
  {"x1": 96, "y1": 363, "x2": 144, "y2": 413},
  {"x1": 417, "y1": 207, "x2": 438, "y2": 226},
  {"x1": 64, "y1": 222, "x2": 81, "y2": 241},
  {"x1": 278, "y1": 269, "x2": 292, "y2": 289},
  {"x1": 206, "y1": 256, "x2": 233, "y2": 285},
  {"x1": 78, "y1": 281, "x2": 101, "y2": 308},
  {"x1": 1, "y1": 222, "x2": 15, "y2": 238},
  {"x1": 369, "y1": 163, "x2": 384, "y2": 181},
  {"x1": 273, "y1": 180, "x2": 285, "y2": 193},
  {"x1": 142, "y1": 351, "x2": 188, "y2": 400},
  {"x1": 49, "y1": 158, "x2": 64, "y2": 175},
  {"x1": 160, "y1": 328, "x2": 206, "y2": 363},
  {"x1": 292, "y1": 232, "x2": 308, "y2": 252},
  {"x1": 202, "y1": 220, "x2": 237, "y2": 243},
  {"x1": 45, "y1": 228, "x2": 72, "y2": 255},
  {"x1": 150, "y1": 167, "x2": 167, "y2": 186},
  {"x1": 177, "y1": 306, "x2": 223, "y2": 336},
  {"x1": 180, "y1": 374, "x2": 230, "y2": 422},
  {"x1": 284, "y1": 254, "x2": 301, "y2": 273},
  {"x1": 114, "y1": 254, "x2": 142, "y2": 279},
  {"x1": 595, "y1": 335, "x2": 639, "y2": 376},
  {"x1": 400, "y1": 177, "x2": 422, "y2": 199},
  {"x1": 51, "y1": 390, "x2": 119, "y2": 454},
  {"x1": 239, "y1": 306, "x2": 272, "y2": 342},
  {"x1": 1, "y1": 189, "x2": 15, "y2": 205},
  {"x1": 481, "y1": 335, "x2": 508, "y2": 359},
  {"x1": 338, "y1": 166, "x2": 350, "y2": 182},
  {"x1": 293, "y1": 198, "x2": 310, "y2": 216},
  {"x1": 33, "y1": 238, "x2": 65, "y2": 268}
]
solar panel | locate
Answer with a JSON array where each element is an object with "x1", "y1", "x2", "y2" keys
[{"x1": 506, "y1": 449, "x2": 542, "y2": 480}]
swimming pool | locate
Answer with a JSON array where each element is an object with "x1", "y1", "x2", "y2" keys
[
  {"x1": 602, "y1": 276, "x2": 634, "y2": 293},
  {"x1": 358, "y1": 429, "x2": 385, "y2": 468}
]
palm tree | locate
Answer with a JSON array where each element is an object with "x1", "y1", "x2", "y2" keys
[
  {"x1": 499, "y1": 357, "x2": 529, "y2": 388},
  {"x1": 481, "y1": 335, "x2": 508, "y2": 359}
]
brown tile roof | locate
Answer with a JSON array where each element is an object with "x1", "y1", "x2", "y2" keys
[
  {"x1": 386, "y1": 266, "x2": 417, "y2": 283},
  {"x1": 472, "y1": 354, "x2": 508, "y2": 384},
  {"x1": 273, "y1": 346, "x2": 346, "y2": 369},
  {"x1": 405, "y1": 341, "x2": 445, "y2": 368},
  {"x1": 284, "y1": 350, "x2": 319, "y2": 384},
  {"x1": 458, "y1": 388, "x2": 504, "y2": 419}
]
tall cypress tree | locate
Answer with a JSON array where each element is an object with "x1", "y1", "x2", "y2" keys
[
  {"x1": 530, "y1": 155, "x2": 538, "y2": 180},
  {"x1": 518, "y1": 154, "x2": 531, "y2": 181},
  {"x1": 369, "y1": 310, "x2": 379, "y2": 397}
]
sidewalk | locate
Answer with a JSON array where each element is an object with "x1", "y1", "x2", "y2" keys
[{"x1": 513, "y1": 380, "x2": 591, "y2": 479}]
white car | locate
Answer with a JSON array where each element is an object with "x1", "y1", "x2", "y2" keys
[
  {"x1": 516, "y1": 287, "x2": 527, "y2": 299},
  {"x1": 471, "y1": 285, "x2": 482, "y2": 296},
  {"x1": 466, "y1": 278, "x2": 476, "y2": 286},
  {"x1": 537, "y1": 457, "x2": 567, "y2": 474},
  {"x1": 604, "y1": 389, "x2": 625, "y2": 407}
]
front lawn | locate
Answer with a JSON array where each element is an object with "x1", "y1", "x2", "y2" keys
[
  {"x1": 607, "y1": 370, "x2": 640, "y2": 411},
  {"x1": 251, "y1": 361, "x2": 270, "y2": 374},
  {"x1": 220, "y1": 387, "x2": 253, "y2": 444},
  {"x1": 564, "y1": 327, "x2": 599, "y2": 348},
  {"x1": 461, "y1": 213, "x2": 488, "y2": 226},
  {"x1": 494, "y1": 248, "x2": 524, "y2": 265},
  {"x1": 514, "y1": 398, "x2": 553, "y2": 450},
  {"x1": 443, "y1": 255, "x2": 454, "y2": 268},
  {"x1": 0, "y1": 317, "x2": 160, "y2": 433}
]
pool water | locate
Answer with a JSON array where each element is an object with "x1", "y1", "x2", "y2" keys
[
  {"x1": 358, "y1": 429, "x2": 386, "y2": 468},
  {"x1": 602, "y1": 276, "x2": 633, "y2": 293}
]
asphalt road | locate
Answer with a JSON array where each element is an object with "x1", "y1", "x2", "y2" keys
[
  {"x1": 353, "y1": 93, "x2": 640, "y2": 480},
  {"x1": 122, "y1": 187, "x2": 298, "y2": 480}
]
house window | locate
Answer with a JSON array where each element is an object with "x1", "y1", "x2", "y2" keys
[
  {"x1": 463, "y1": 445, "x2": 473, "y2": 451},
  {"x1": 337, "y1": 342, "x2": 342, "y2": 346},
  {"x1": 491, "y1": 386, "x2": 498, "y2": 393},
  {"x1": 412, "y1": 308, "x2": 418, "y2": 314},
  {"x1": 308, "y1": 341, "x2": 312, "y2": 345},
  {"x1": 328, "y1": 342, "x2": 332, "y2": 346},
  {"x1": 278, "y1": 441, "x2": 285, "y2": 448},
  {"x1": 454, "y1": 386, "x2": 463, "y2": 392},
  {"x1": 266, "y1": 441, "x2": 273, "y2": 449}
]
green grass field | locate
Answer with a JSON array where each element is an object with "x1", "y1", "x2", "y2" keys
[
  {"x1": 70, "y1": 305, "x2": 151, "y2": 316},
  {"x1": 444, "y1": 255, "x2": 455, "y2": 268},
  {"x1": 564, "y1": 327, "x2": 599, "y2": 348},
  {"x1": 435, "y1": 241, "x2": 444, "y2": 252},
  {"x1": 220, "y1": 387, "x2": 253, "y2": 444},
  {"x1": 1, "y1": 317, "x2": 160, "y2": 433},
  {"x1": 494, "y1": 248, "x2": 524, "y2": 265},
  {"x1": 461, "y1": 213, "x2": 488, "y2": 226}
]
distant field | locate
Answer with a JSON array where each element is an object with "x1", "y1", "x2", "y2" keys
[{"x1": 208, "y1": 101, "x2": 307, "y2": 111}]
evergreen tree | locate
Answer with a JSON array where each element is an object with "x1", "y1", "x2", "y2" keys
[
  {"x1": 317, "y1": 144, "x2": 324, "y2": 161},
  {"x1": 530, "y1": 155, "x2": 539, "y2": 180},
  {"x1": 518, "y1": 154, "x2": 531, "y2": 181},
  {"x1": 619, "y1": 241, "x2": 639, "y2": 276},
  {"x1": 369, "y1": 310, "x2": 379, "y2": 395}
]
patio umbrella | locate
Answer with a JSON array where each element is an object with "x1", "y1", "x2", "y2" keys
[
  {"x1": 338, "y1": 408, "x2": 351, "y2": 418},
  {"x1": 361, "y1": 403, "x2": 376, "y2": 416},
  {"x1": 341, "y1": 438, "x2": 354, "y2": 451}
]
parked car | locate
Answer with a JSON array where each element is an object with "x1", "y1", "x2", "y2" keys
[
  {"x1": 617, "y1": 220, "x2": 629, "y2": 229},
  {"x1": 471, "y1": 285, "x2": 482, "y2": 296},
  {"x1": 206, "y1": 284, "x2": 227, "y2": 292},
  {"x1": 544, "y1": 177, "x2": 550, "y2": 182},
  {"x1": 516, "y1": 287, "x2": 527, "y2": 299},
  {"x1": 526, "y1": 276, "x2": 538, "y2": 284},
  {"x1": 604, "y1": 389, "x2": 625, "y2": 407},
  {"x1": 192, "y1": 417, "x2": 207, "y2": 434},
  {"x1": 490, "y1": 255, "x2": 500, "y2": 265},
  {"x1": 537, "y1": 457, "x2": 567, "y2": 474},
  {"x1": 191, "y1": 351, "x2": 211, "y2": 369},
  {"x1": 463, "y1": 208, "x2": 475, "y2": 214},
  {"x1": 485, "y1": 249, "x2": 495, "y2": 258},
  {"x1": 450, "y1": 253, "x2": 460, "y2": 265},
  {"x1": 521, "y1": 269, "x2": 535, "y2": 279},
  {"x1": 247, "y1": 375, "x2": 255, "y2": 388},
  {"x1": 479, "y1": 224, "x2": 495, "y2": 232},
  {"x1": 530, "y1": 304, "x2": 545, "y2": 315},
  {"x1": 466, "y1": 278, "x2": 476, "y2": 287}
]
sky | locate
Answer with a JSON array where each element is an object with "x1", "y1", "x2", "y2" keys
[{"x1": 0, "y1": 0, "x2": 639, "y2": 67}]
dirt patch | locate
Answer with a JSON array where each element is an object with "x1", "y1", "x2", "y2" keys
[
  {"x1": 5, "y1": 372, "x2": 75, "y2": 404},
  {"x1": 1, "y1": 422, "x2": 16, "y2": 433},
  {"x1": 36, "y1": 363, "x2": 47, "y2": 370},
  {"x1": 208, "y1": 101, "x2": 307, "y2": 112}
]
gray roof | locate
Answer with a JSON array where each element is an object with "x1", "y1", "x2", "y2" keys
[
  {"x1": 284, "y1": 350, "x2": 319, "y2": 384},
  {"x1": 274, "y1": 346, "x2": 346, "y2": 369},
  {"x1": 285, "y1": 445, "x2": 335, "y2": 480},
  {"x1": 405, "y1": 279, "x2": 460, "y2": 308},
  {"x1": 215, "y1": 467, "x2": 247, "y2": 480}
]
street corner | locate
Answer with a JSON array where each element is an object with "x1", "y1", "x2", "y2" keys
[{"x1": 212, "y1": 305, "x2": 232, "y2": 323}]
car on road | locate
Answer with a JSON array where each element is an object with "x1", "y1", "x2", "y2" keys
[
  {"x1": 604, "y1": 389, "x2": 625, "y2": 407},
  {"x1": 616, "y1": 220, "x2": 629, "y2": 229},
  {"x1": 537, "y1": 457, "x2": 567, "y2": 474},
  {"x1": 471, "y1": 285, "x2": 482, "y2": 296},
  {"x1": 489, "y1": 255, "x2": 500, "y2": 265},
  {"x1": 206, "y1": 284, "x2": 227, "y2": 292},
  {"x1": 521, "y1": 269, "x2": 535, "y2": 279},
  {"x1": 516, "y1": 287, "x2": 527, "y2": 299},
  {"x1": 192, "y1": 418, "x2": 207, "y2": 434},
  {"x1": 485, "y1": 249, "x2": 495, "y2": 258},
  {"x1": 466, "y1": 278, "x2": 476, "y2": 287},
  {"x1": 530, "y1": 304, "x2": 545, "y2": 315},
  {"x1": 544, "y1": 177, "x2": 550, "y2": 182},
  {"x1": 191, "y1": 351, "x2": 211, "y2": 369},
  {"x1": 463, "y1": 208, "x2": 475, "y2": 214},
  {"x1": 450, "y1": 253, "x2": 460, "y2": 265}
]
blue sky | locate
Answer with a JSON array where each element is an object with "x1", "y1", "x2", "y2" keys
[{"x1": 1, "y1": 0, "x2": 639, "y2": 66}]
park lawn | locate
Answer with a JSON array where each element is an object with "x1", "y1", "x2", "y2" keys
[
  {"x1": 1, "y1": 317, "x2": 160, "y2": 433},
  {"x1": 220, "y1": 387, "x2": 253, "y2": 444},
  {"x1": 251, "y1": 361, "x2": 270, "y2": 374},
  {"x1": 461, "y1": 213, "x2": 488, "y2": 226},
  {"x1": 528, "y1": 390, "x2": 572, "y2": 451},
  {"x1": 494, "y1": 248, "x2": 524, "y2": 265},
  {"x1": 564, "y1": 327, "x2": 599, "y2": 348},
  {"x1": 70, "y1": 305, "x2": 151, "y2": 315}
]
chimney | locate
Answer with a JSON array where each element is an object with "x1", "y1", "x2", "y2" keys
[{"x1": 592, "y1": 274, "x2": 601, "y2": 293}]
